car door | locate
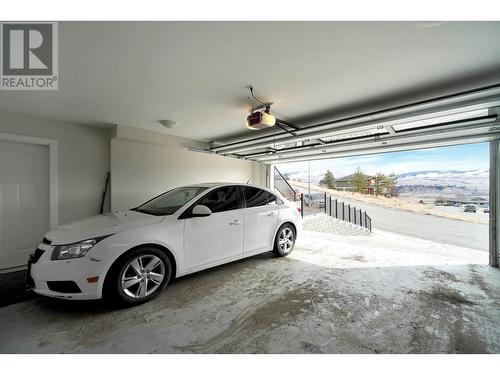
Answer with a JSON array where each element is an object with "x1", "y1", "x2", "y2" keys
[
  {"x1": 241, "y1": 186, "x2": 279, "y2": 255},
  {"x1": 183, "y1": 186, "x2": 244, "y2": 271}
]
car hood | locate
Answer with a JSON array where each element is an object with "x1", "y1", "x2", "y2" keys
[{"x1": 44, "y1": 210, "x2": 164, "y2": 245}]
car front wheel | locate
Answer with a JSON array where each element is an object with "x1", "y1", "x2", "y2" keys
[
  {"x1": 273, "y1": 224, "x2": 296, "y2": 257},
  {"x1": 105, "y1": 247, "x2": 171, "y2": 306}
]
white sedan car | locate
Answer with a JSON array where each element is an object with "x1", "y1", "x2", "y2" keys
[{"x1": 27, "y1": 183, "x2": 301, "y2": 306}]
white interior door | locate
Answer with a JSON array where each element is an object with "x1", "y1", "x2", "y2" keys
[{"x1": 0, "y1": 140, "x2": 50, "y2": 270}]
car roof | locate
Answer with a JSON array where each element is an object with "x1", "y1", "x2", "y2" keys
[
  {"x1": 184, "y1": 182, "x2": 266, "y2": 189},
  {"x1": 181, "y1": 182, "x2": 281, "y2": 196}
]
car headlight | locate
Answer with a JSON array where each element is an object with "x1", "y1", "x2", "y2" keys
[{"x1": 51, "y1": 236, "x2": 110, "y2": 260}]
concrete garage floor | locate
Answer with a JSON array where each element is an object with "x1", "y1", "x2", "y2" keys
[{"x1": 0, "y1": 230, "x2": 499, "y2": 354}]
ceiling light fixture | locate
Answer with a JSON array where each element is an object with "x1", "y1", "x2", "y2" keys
[
  {"x1": 158, "y1": 119, "x2": 177, "y2": 128},
  {"x1": 414, "y1": 21, "x2": 448, "y2": 28}
]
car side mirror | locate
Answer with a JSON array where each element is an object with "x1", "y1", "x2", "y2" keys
[{"x1": 192, "y1": 205, "x2": 212, "y2": 217}]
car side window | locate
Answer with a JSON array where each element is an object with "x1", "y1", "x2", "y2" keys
[
  {"x1": 243, "y1": 187, "x2": 268, "y2": 208},
  {"x1": 196, "y1": 186, "x2": 241, "y2": 213},
  {"x1": 266, "y1": 192, "x2": 283, "y2": 205}
]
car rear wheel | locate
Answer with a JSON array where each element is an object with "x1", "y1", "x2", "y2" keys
[
  {"x1": 105, "y1": 247, "x2": 171, "y2": 306},
  {"x1": 273, "y1": 223, "x2": 296, "y2": 257}
]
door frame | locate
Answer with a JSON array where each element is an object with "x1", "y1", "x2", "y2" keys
[{"x1": 0, "y1": 132, "x2": 58, "y2": 229}]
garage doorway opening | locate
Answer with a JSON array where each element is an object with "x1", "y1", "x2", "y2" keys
[{"x1": 274, "y1": 142, "x2": 490, "y2": 266}]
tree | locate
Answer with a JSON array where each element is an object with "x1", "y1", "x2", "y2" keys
[
  {"x1": 382, "y1": 173, "x2": 398, "y2": 197},
  {"x1": 374, "y1": 172, "x2": 386, "y2": 196},
  {"x1": 320, "y1": 169, "x2": 336, "y2": 189},
  {"x1": 352, "y1": 167, "x2": 367, "y2": 194}
]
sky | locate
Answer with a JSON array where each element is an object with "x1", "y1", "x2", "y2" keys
[{"x1": 276, "y1": 142, "x2": 490, "y2": 178}]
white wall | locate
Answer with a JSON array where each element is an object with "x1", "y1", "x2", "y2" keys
[
  {"x1": 0, "y1": 115, "x2": 267, "y2": 221},
  {"x1": 0, "y1": 111, "x2": 111, "y2": 224},
  {"x1": 111, "y1": 125, "x2": 267, "y2": 210}
]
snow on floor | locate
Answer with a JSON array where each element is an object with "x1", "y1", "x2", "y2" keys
[
  {"x1": 302, "y1": 214, "x2": 370, "y2": 236},
  {"x1": 0, "y1": 230, "x2": 499, "y2": 354}
]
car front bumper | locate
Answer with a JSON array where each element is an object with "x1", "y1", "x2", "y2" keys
[{"x1": 29, "y1": 243, "x2": 105, "y2": 300}]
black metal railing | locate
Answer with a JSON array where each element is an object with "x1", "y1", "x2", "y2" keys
[
  {"x1": 273, "y1": 167, "x2": 372, "y2": 231},
  {"x1": 299, "y1": 192, "x2": 372, "y2": 232},
  {"x1": 324, "y1": 196, "x2": 372, "y2": 232}
]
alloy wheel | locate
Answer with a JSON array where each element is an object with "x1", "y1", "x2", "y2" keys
[
  {"x1": 120, "y1": 255, "x2": 165, "y2": 299},
  {"x1": 278, "y1": 227, "x2": 294, "y2": 253}
]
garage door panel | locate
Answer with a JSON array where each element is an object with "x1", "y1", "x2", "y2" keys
[
  {"x1": 18, "y1": 182, "x2": 38, "y2": 249},
  {"x1": 0, "y1": 147, "x2": 38, "y2": 175},
  {"x1": 19, "y1": 183, "x2": 35, "y2": 211},
  {"x1": 0, "y1": 140, "x2": 49, "y2": 270}
]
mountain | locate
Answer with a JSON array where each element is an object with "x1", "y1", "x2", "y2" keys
[
  {"x1": 397, "y1": 170, "x2": 480, "y2": 178},
  {"x1": 396, "y1": 169, "x2": 488, "y2": 187},
  {"x1": 396, "y1": 169, "x2": 489, "y2": 202}
]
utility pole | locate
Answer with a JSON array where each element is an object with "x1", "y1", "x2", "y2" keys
[{"x1": 308, "y1": 161, "x2": 311, "y2": 195}]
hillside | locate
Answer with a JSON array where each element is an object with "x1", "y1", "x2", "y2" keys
[
  {"x1": 285, "y1": 168, "x2": 489, "y2": 203},
  {"x1": 396, "y1": 169, "x2": 488, "y2": 203}
]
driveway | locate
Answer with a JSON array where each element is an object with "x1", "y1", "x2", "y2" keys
[
  {"x1": 331, "y1": 195, "x2": 488, "y2": 251},
  {"x1": 296, "y1": 187, "x2": 489, "y2": 251}
]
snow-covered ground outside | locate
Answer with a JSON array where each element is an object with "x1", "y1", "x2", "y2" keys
[
  {"x1": 397, "y1": 169, "x2": 488, "y2": 199},
  {"x1": 302, "y1": 214, "x2": 370, "y2": 236},
  {"x1": 296, "y1": 229, "x2": 488, "y2": 268},
  {"x1": 292, "y1": 183, "x2": 489, "y2": 251}
]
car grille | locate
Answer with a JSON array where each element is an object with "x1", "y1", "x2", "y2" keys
[
  {"x1": 31, "y1": 248, "x2": 45, "y2": 263},
  {"x1": 47, "y1": 281, "x2": 82, "y2": 293}
]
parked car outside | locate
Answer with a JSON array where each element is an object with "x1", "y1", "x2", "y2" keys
[
  {"x1": 303, "y1": 193, "x2": 325, "y2": 208},
  {"x1": 27, "y1": 183, "x2": 302, "y2": 306},
  {"x1": 464, "y1": 204, "x2": 477, "y2": 213}
]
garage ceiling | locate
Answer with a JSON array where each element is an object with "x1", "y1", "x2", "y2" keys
[{"x1": 0, "y1": 21, "x2": 500, "y2": 142}]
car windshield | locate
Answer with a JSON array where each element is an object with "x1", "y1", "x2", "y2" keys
[{"x1": 134, "y1": 186, "x2": 209, "y2": 216}]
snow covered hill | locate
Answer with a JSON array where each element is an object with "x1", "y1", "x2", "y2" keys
[{"x1": 396, "y1": 169, "x2": 488, "y2": 202}]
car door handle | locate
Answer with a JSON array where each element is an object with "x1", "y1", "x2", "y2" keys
[
  {"x1": 229, "y1": 219, "x2": 240, "y2": 225},
  {"x1": 267, "y1": 212, "x2": 275, "y2": 216}
]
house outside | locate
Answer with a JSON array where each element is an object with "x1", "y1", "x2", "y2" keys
[
  {"x1": 335, "y1": 174, "x2": 376, "y2": 195},
  {"x1": 470, "y1": 197, "x2": 489, "y2": 206}
]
